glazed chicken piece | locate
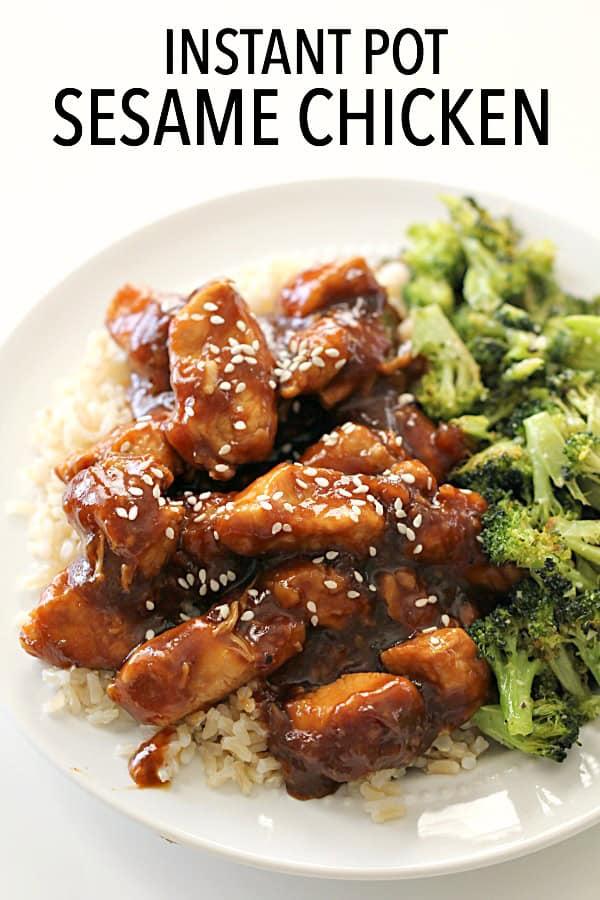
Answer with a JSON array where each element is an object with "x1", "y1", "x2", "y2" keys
[
  {"x1": 109, "y1": 558, "x2": 370, "y2": 725},
  {"x1": 106, "y1": 284, "x2": 183, "y2": 417},
  {"x1": 19, "y1": 557, "x2": 169, "y2": 670},
  {"x1": 395, "y1": 402, "x2": 470, "y2": 481},
  {"x1": 213, "y1": 462, "x2": 390, "y2": 557},
  {"x1": 377, "y1": 568, "x2": 443, "y2": 634},
  {"x1": 55, "y1": 414, "x2": 183, "y2": 484},
  {"x1": 381, "y1": 628, "x2": 491, "y2": 727},
  {"x1": 277, "y1": 299, "x2": 392, "y2": 406},
  {"x1": 214, "y1": 458, "x2": 488, "y2": 568},
  {"x1": 165, "y1": 280, "x2": 278, "y2": 479},
  {"x1": 167, "y1": 491, "x2": 254, "y2": 603},
  {"x1": 268, "y1": 673, "x2": 433, "y2": 799},
  {"x1": 300, "y1": 421, "x2": 407, "y2": 475},
  {"x1": 63, "y1": 454, "x2": 183, "y2": 588},
  {"x1": 279, "y1": 257, "x2": 386, "y2": 318}
]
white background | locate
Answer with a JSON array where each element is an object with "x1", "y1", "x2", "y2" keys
[{"x1": 1, "y1": 0, "x2": 599, "y2": 896}]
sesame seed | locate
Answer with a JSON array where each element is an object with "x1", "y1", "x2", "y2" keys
[
  {"x1": 310, "y1": 615, "x2": 319, "y2": 627},
  {"x1": 186, "y1": 573, "x2": 195, "y2": 586},
  {"x1": 415, "y1": 597, "x2": 428, "y2": 608},
  {"x1": 272, "y1": 491, "x2": 283, "y2": 500},
  {"x1": 219, "y1": 443, "x2": 232, "y2": 455},
  {"x1": 305, "y1": 467, "x2": 318, "y2": 476},
  {"x1": 214, "y1": 464, "x2": 229, "y2": 473},
  {"x1": 224, "y1": 363, "x2": 234, "y2": 374},
  {"x1": 334, "y1": 359, "x2": 347, "y2": 369},
  {"x1": 441, "y1": 614, "x2": 450, "y2": 626},
  {"x1": 235, "y1": 382, "x2": 246, "y2": 393},
  {"x1": 413, "y1": 544, "x2": 423, "y2": 555},
  {"x1": 199, "y1": 569, "x2": 207, "y2": 583},
  {"x1": 213, "y1": 530, "x2": 219, "y2": 541},
  {"x1": 347, "y1": 590, "x2": 360, "y2": 599},
  {"x1": 353, "y1": 571, "x2": 364, "y2": 583},
  {"x1": 306, "y1": 601, "x2": 317, "y2": 613},
  {"x1": 260, "y1": 501, "x2": 273, "y2": 511},
  {"x1": 428, "y1": 595, "x2": 438, "y2": 604},
  {"x1": 234, "y1": 420, "x2": 246, "y2": 431},
  {"x1": 324, "y1": 580, "x2": 338, "y2": 590},
  {"x1": 199, "y1": 584, "x2": 207, "y2": 596},
  {"x1": 325, "y1": 348, "x2": 340, "y2": 358},
  {"x1": 227, "y1": 570, "x2": 236, "y2": 581},
  {"x1": 210, "y1": 315, "x2": 225, "y2": 325},
  {"x1": 313, "y1": 356, "x2": 326, "y2": 368},
  {"x1": 150, "y1": 467, "x2": 163, "y2": 479},
  {"x1": 401, "y1": 473, "x2": 416, "y2": 484},
  {"x1": 413, "y1": 514, "x2": 423, "y2": 528},
  {"x1": 204, "y1": 302, "x2": 218, "y2": 311},
  {"x1": 312, "y1": 556, "x2": 324, "y2": 564},
  {"x1": 219, "y1": 381, "x2": 231, "y2": 391},
  {"x1": 325, "y1": 551, "x2": 339, "y2": 560},
  {"x1": 405, "y1": 527, "x2": 416, "y2": 541},
  {"x1": 219, "y1": 573, "x2": 229, "y2": 586},
  {"x1": 282, "y1": 523, "x2": 293, "y2": 532},
  {"x1": 153, "y1": 484, "x2": 161, "y2": 499},
  {"x1": 369, "y1": 546, "x2": 377, "y2": 557},
  {"x1": 218, "y1": 603, "x2": 231, "y2": 619},
  {"x1": 315, "y1": 477, "x2": 329, "y2": 488},
  {"x1": 210, "y1": 579, "x2": 220, "y2": 592},
  {"x1": 128, "y1": 505, "x2": 138, "y2": 521},
  {"x1": 145, "y1": 629, "x2": 155, "y2": 640},
  {"x1": 177, "y1": 577, "x2": 190, "y2": 590},
  {"x1": 128, "y1": 486, "x2": 144, "y2": 497},
  {"x1": 240, "y1": 610, "x2": 255, "y2": 621},
  {"x1": 190, "y1": 313, "x2": 203, "y2": 321},
  {"x1": 236, "y1": 320, "x2": 247, "y2": 332},
  {"x1": 145, "y1": 600, "x2": 155, "y2": 611},
  {"x1": 296, "y1": 479, "x2": 308, "y2": 489},
  {"x1": 422, "y1": 625, "x2": 438, "y2": 634},
  {"x1": 115, "y1": 507, "x2": 128, "y2": 519},
  {"x1": 271, "y1": 522, "x2": 283, "y2": 535},
  {"x1": 165, "y1": 527, "x2": 175, "y2": 539},
  {"x1": 368, "y1": 584, "x2": 377, "y2": 592}
]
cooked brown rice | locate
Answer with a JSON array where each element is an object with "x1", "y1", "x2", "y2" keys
[{"x1": 16, "y1": 254, "x2": 488, "y2": 822}]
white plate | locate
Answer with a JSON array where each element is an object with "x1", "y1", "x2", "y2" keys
[{"x1": 1, "y1": 178, "x2": 600, "y2": 880}]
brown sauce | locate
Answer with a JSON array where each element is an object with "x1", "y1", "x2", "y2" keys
[{"x1": 128, "y1": 726, "x2": 177, "y2": 787}]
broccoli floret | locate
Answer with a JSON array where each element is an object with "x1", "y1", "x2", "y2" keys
[
  {"x1": 404, "y1": 221, "x2": 465, "y2": 286},
  {"x1": 563, "y1": 433, "x2": 600, "y2": 509},
  {"x1": 411, "y1": 305, "x2": 486, "y2": 419},
  {"x1": 556, "y1": 591, "x2": 600, "y2": 687},
  {"x1": 471, "y1": 699, "x2": 580, "y2": 762},
  {"x1": 479, "y1": 498, "x2": 592, "y2": 593},
  {"x1": 443, "y1": 195, "x2": 519, "y2": 257},
  {"x1": 452, "y1": 440, "x2": 531, "y2": 503},
  {"x1": 468, "y1": 606, "x2": 544, "y2": 735},
  {"x1": 449, "y1": 414, "x2": 494, "y2": 444},
  {"x1": 550, "y1": 519, "x2": 600, "y2": 579},
  {"x1": 546, "y1": 316, "x2": 600, "y2": 373},
  {"x1": 403, "y1": 275, "x2": 455, "y2": 315},
  {"x1": 511, "y1": 580, "x2": 590, "y2": 701}
]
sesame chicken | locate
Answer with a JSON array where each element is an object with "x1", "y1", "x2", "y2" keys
[
  {"x1": 19, "y1": 557, "x2": 171, "y2": 670},
  {"x1": 278, "y1": 298, "x2": 392, "y2": 406},
  {"x1": 279, "y1": 256, "x2": 386, "y2": 318},
  {"x1": 300, "y1": 422, "x2": 407, "y2": 475},
  {"x1": 381, "y1": 628, "x2": 491, "y2": 727},
  {"x1": 63, "y1": 454, "x2": 183, "y2": 588},
  {"x1": 22, "y1": 254, "x2": 525, "y2": 800},
  {"x1": 106, "y1": 284, "x2": 183, "y2": 416},
  {"x1": 268, "y1": 673, "x2": 432, "y2": 798},
  {"x1": 165, "y1": 280, "x2": 278, "y2": 478},
  {"x1": 55, "y1": 414, "x2": 183, "y2": 484}
]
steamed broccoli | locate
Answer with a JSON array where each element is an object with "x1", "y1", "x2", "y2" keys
[
  {"x1": 471, "y1": 698, "x2": 580, "y2": 762},
  {"x1": 479, "y1": 497, "x2": 592, "y2": 593},
  {"x1": 546, "y1": 316, "x2": 600, "y2": 373},
  {"x1": 411, "y1": 305, "x2": 486, "y2": 419},
  {"x1": 403, "y1": 274, "x2": 455, "y2": 314},
  {"x1": 555, "y1": 591, "x2": 600, "y2": 687},
  {"x1": 467, "y1": 604, "x2": 544, "y2": 736},
  {"x1": 452, "y1": 440, "x2": 531, "y2": 502},
  {"x1": 404, "y1": 220, "x2": 465, "y2": 286}
]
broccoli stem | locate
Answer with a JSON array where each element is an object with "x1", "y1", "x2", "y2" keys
[
  {"x1": 524, "y1": 413, "x2": 565, "y2": 521},
  {"x1": 493, "y1": 649, "x2": 543, "y2": 736},
  {"x1": 546, "y1": 645, "x2": 590, "y2": 701}
]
